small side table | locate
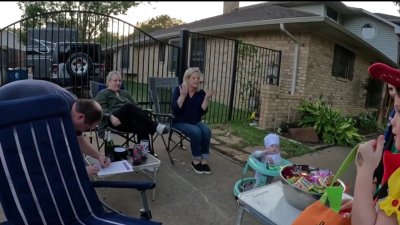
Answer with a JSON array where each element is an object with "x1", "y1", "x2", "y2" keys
[
  {"x1": 86, "y1": 154, "x2": 161, "y2": 201},
  {"x1": 131, "y1": 154, "x2": 161, "y2": 201},
  {"x1": 235, "y1": 182, "x2": 301, "y2": 225},
  {"x1": 236, "y1": 182, "x2": 353, "y2": 225}
]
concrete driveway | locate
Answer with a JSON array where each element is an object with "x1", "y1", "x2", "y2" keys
[{"x1": 0, "y1": 132, "x2": 358, "y2": 225}]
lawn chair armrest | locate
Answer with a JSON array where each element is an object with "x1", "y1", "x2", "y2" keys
[
  {"x1": 153, "y1": 113, "x2": 174, "y2": 120},
  {"x1": 143, "y1": 108, "x2": 153, "y2": 113},
  {"x1": 152, "y1": 113, "x2": 174, "y2": 124},
  {"x1": 92, "y1": 180, "x2": 156, "y2": 191}
]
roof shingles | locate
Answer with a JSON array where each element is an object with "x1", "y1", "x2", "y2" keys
[{"x1": 149, "y1": 3, "x2": 317, "y2": 37}]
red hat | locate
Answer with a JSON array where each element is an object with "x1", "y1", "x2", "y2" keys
[{"x1": 368, "y1": 63, "x2": 400, "y2": 87}]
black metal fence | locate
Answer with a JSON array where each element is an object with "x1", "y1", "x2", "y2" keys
[
  {"x1": 181, "y1": 31, "x2": 282, "y2": 123},
  {"x1": 0, "y1": 11, "x2": 282, "y2": 124},
  {"x1": 0, "y1": 10, "x2": 179, "y2": 102}
]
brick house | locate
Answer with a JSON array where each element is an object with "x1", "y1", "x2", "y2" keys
[{"x1": 146, "y1": 1, "x2": 400, "y2": 129}]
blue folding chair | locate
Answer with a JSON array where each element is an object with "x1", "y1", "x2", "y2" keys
[
  {"x1": 148, "y1": 77, "x2": 190, "y2": 165},
  {"x1": 0, "y1": 95, "x2": 161, "y2": 225}
]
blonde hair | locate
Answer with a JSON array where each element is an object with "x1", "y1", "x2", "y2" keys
[
  {"x1": 106, "y1": 71, "x2": 121, "y2": 87},
  {"x1": 182, "y1": 67, "x2": 201, "y2": 86}
]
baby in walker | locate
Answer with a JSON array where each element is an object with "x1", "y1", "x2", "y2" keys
[{"x1": 252, "y1": 133, "x2": 282, "y2": 186}]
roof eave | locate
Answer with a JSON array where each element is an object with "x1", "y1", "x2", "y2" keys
[
  {"x1": 153, "y1": 16, "x2": 326, "y2": 39},
  {"x1": 154, "y1": 16, "x2": 397, "y2": 67},
  {"x1": 323, "y1": 18, "x2": 397, "y2": 67}
]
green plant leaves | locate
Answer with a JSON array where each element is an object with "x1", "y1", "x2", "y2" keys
[
  {"x1": 358, "y1": 111, "x2": 379, "y2": 132},
  {"x1": 298, "y1": 98, "x2": 364, "y2": 147}
]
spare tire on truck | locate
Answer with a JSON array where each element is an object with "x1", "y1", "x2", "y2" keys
[{"x1": 66, "y1": 52, "x2": 92, "y2": 77}]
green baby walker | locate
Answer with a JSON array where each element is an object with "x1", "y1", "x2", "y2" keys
[{"x1": 233, "y1": 154, "x2": 292, "y2": 198}]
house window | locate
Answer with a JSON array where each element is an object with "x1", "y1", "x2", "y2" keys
[
  {"x1": 361, "y1": 23, "x2": 376, "y2": 40},
  {"x1": 159, "y1": 43, "x2": 165, "y2": 63},
  {"x1": 121, "y1": 46, "x2": 129, "y2": 69},
  {"x1": 189, "y1": 37, "x2": 206, "y2": 72},
  {"x1": 365, "y1": 77, "x2": 383, "y2": 108},
  {"x1": 332, "y1": 44, "x2": 355, "y2": 80},
  {"x1": 168, "y1": 39, "x2": 179, "y2": 73},
  {"x1": 327, "y1": 7, "x2": 338, "y2": 22}
]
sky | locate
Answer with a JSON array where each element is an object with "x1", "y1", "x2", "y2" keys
[{"x1": 0, "y1": 1, "x2": 399, "y2": 28}]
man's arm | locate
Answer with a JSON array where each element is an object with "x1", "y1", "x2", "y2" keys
[{"x1": 77, "y1": 135, "x2": 110, "y2": 167}]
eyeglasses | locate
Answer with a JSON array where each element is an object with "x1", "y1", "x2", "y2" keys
[{"x1": 84, "y1": 121, "x2": 99, "y2": 131}]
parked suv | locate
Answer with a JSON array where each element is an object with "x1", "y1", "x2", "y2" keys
[
  {"x1": 26, "y1": 39, "x2": 54, "y2": 79},
  {"x1": 50, "y1": 42, "x2": 105, "y2": 84}
]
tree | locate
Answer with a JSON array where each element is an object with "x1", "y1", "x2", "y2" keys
[
  {"x1": 16, "y1": 1, "x2": 143, "y2": 41},
  {"x1": 136, "y1": 15, "x2": 185, "y2": 33},
  {"x1": 18, "y1": 2, "x2": 141, "y2": 19}
]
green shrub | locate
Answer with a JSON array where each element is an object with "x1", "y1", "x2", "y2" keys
[
  {"x1": 321, "y1": 116, "x2": 364, "y2": 146},
  {"x1": 298, "y1": 97, "x2": 364, "y2": 147},
  {"x1": 357, "y1": 111, "x2": 379, "y2": 132}
]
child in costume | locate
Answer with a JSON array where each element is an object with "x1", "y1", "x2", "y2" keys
[{"x1": 351, "y1": 62, "x2": 400, "y2": 225}]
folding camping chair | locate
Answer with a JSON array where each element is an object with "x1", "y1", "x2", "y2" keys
[
  {"x1": 0, "y1": 95, "x2": 161, "y2": 224},
  {"x1": 148, "y1": 77, "x2": 190, "y2": 165},
  {"x1": 89, "y1": 80, "x2": 139, "y2": 151}
]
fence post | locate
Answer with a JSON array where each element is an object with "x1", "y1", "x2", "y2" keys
[
  {"x1": 178, "y1": 29, "x2": 189, "y2": 83},
  {"x1": 228, "y1": 40, "x2": 239, "y2": 121}
]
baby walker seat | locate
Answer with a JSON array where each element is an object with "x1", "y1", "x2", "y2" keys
[{"x1": 233, "y1": 154, "x2": 291, "y2": 198}]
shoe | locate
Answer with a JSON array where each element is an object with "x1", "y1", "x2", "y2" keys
[
  {"x1": 162, "y1": 126, "x2": 170, "y2": 134},
  {"x1": 201, "y1": 163, "x2": 211, "y2": 175},
  {"x1": 191, "y1": 162, "x2": 204, "y2": 174},
  {"x1": 156, "y1": 124, "x2": 169, "y2": 134}
]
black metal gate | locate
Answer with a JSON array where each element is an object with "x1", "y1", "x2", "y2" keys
[
  {"x1": 0, "y1": 11, "x2": 282, "y2": 124},
  {"x1": 0, "y1": 10, "x2": 179, "y2": 105}
]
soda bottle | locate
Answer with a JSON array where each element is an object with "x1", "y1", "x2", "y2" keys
[
  {"x1": 132, "y1": 144, "x2": 142, "y2": 166},
  {"x1": 139, "y1": 140, "x2": 149, "y2": 160}
]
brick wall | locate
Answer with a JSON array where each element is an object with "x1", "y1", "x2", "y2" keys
[{"x1": 238, "y1": 31, "x2": 372, "y2": 129}]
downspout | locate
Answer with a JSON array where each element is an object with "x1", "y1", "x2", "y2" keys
[{"x1": 280, "y1": 23, "x2": 299, "y2": 95}]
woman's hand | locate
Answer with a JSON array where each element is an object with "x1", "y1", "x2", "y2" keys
[
  {"x1": 179, "y1": 83, "x2": 188, "y2": 97},
  {"x1": 110, "y1": 115, "x2": 121, "y2": 127},
  {"x1": 205, "y1": 89, "x2": 215, "y2": 99}
]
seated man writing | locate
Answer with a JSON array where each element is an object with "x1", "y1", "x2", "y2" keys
[{"x1": 0, "y1": 79, "x2": 110, "y2": 175}]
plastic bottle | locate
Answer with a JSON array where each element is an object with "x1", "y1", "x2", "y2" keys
[{"x1": 139, "y1": 139, "x2": 149, "y2": 160}]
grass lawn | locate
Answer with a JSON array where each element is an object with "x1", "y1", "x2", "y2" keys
[
  {"x1": 123, "y1": 80, "x2": 318, "y2": 158},
  {"x1": 210, "y1": 121, "x2": 317, "y2": 158}
]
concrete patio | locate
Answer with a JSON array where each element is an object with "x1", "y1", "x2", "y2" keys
[{"x1": 0, "y1": 131, "x2": 359, "y2": 225}]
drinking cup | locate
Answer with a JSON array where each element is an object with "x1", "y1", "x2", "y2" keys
[{"x1": 113, "y1": 147, "x2": 128, "y2": 161}]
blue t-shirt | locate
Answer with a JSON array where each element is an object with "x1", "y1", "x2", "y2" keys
[
  {"x1": 0, "y1": 80, "x2": 80, "y2": 135},
  {"x1": 0, "y1": 79, "x2": 77, "y2": 108},
  {"x1": 171, "y1": 85, "x2": 207, "y2": 124}
]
